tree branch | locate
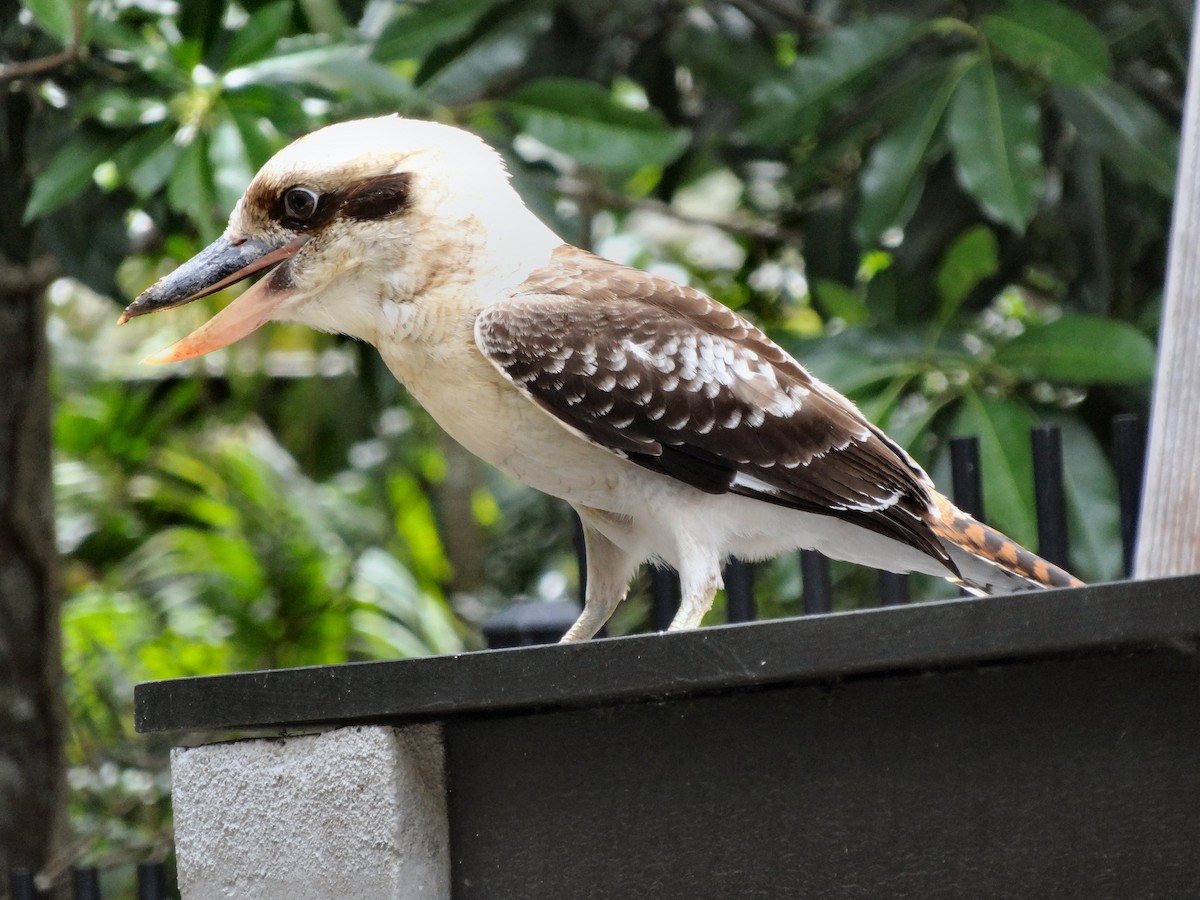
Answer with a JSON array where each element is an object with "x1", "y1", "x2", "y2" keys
[
  {"x1": 0, "y1": 48, "x2": 77, "y2": 82},
  {"x1": 0, "y1": 2, "x2": 86, "y2": 83},
  {"x1": 556, "y1": 175, "x2": 816, "y2": 248}
]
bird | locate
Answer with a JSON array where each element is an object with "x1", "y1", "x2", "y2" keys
[{"x1": 119, "y1": 115, "x2": 1083, "y2": 642}]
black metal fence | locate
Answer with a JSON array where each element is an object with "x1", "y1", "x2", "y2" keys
[
  {"x1": 7, "y1": 416, "x2": 1149, "y2": 891},
  {"x1": 6, "y1": 862, "x2": 167, "y2": 900},
  {"x1": 486, "y1": 414, "x2": 1148, "y2": 647}
]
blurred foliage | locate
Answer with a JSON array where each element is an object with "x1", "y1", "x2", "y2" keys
[{"x1": 5, "y1": 0, "x2": 1183, "y2": 879}]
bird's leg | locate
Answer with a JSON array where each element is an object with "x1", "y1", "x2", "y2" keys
[
  {"x1": 560, "y1": 523, "x2": 638, "y2": 643},
  {"x1": 668, "y1": 552, "x2": 723, "y2": 631}
]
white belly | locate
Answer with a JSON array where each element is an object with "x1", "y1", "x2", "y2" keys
[{"x1": 380, "y1": 337, "x2": 632, "y2": 502}]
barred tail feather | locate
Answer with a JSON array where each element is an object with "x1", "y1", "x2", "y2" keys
[{"x1": 928, "y1": 493, "x2": 1084, "y2": 594}]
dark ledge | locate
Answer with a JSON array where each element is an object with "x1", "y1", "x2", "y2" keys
[{"x1": 134, "y1": 574, "x2": 1200, "y2": 734}]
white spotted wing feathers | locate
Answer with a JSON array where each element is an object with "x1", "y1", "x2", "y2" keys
[{"x1": 475, "y1": 246, "x2": 953, "y2": 566}]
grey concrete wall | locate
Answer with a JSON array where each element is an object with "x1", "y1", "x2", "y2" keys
[{"x1": 171, "y1": 725, "x2": 448, "y2": 899}]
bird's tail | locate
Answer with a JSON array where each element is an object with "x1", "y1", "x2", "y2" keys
[{"x1": 928, "y1": 493, "x2": 1084, "y2": 595}]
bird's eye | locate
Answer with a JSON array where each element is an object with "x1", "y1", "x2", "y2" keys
[{"x1": 283, "y1": 187, "x2": 319, "y2": 221}]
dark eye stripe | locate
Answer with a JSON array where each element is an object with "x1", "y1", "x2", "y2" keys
[
  {"x1": 271, "y1": 173, "x2": 413, "y2": 231},
  {"x1": 342, "y1": 172, "x2": 412, "y2": 221}
]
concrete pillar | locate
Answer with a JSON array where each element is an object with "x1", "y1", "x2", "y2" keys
[{"x1": 171, "y1": 725, "x2": 448, "y2": 899}]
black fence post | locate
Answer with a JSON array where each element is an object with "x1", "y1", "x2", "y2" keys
[
  {"x1": 878, "y1": 570, "x2": 909, "y2": 606},
  {"x1": 724, "y1": 558, "x2": 756, "y2": 623},
  {"x1": 949, "y1": 436, "x2": 986, "y2": 522},
  {"x1": 1112, "y1": 414, "x2": 1147, "y2": 578},
  {"x1": 9, "y1": 868, "x2": 37, "y2": 900},
  {"x1": 572, "y1": 512, "x2": 587, "y2": 605},
  {"x1": 71, "y1": 867, "x2": 100, "y2": 900},
  {"x1": 481, "y1": 601, "x2": 581, "y2": 647},
  {"x1": 800, "y1": 550, "x2": 832, "y2": 615},
  {"x1": 950, "y1": 437, "x2": 985, "y2": 597},
  {"x1": 136, "y1": 862, "x2": 165, "y2": 900},
  {"x1": 650, "y1": 568, "x2": 681, "y2": 631},
  {"x1": 1031, "y1": 424, "x2": 1070, "y2": 568}
]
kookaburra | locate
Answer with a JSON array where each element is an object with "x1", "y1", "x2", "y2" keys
[{"x1": 120, "y1": 115, "x2": 1082, "y2": 641}]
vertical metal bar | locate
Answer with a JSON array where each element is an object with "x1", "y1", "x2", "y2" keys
[
  {"x1": 950, "y1": 436, "x2": 985, "y2": 598},
  {"x1": 878, "y1": 570, "x2": 909, "y2": 606},
  {"x1": 572, "y1": 511, "x2": 587, "y2": 605},
  {"x1": 950, "y1": 436, "x2": 986, "y2": 522},
  {"x1": 9, "y1": 868, "x2": 37, "y2": 900},
  {"x1": 649, "y1": 567, "x2": 680, "y2": 631},
  {"x1": 800, "y1": 550, "x2": 832, "y2": 615},
  {"x1": 1031, "y1": 424, "x2": 1070, "y2": 568},
  {"x1": 136, "y1": 863, "x2": 165, "y2": 900},
  {"x1": 723, "y1": 558, "x2": 756, "y2": 623},
  {"x1": 72, "y1": 867, "x2": 100, "y2": 900},
  {"x1": 1112, "y1": 414, "x2": 1147, "y2": 578}
]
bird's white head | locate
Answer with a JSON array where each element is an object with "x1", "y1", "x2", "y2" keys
[{"x1": 121, "y1": 115, "x2": 562, "y2": 361}]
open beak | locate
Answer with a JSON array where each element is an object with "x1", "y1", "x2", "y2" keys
[{"x1": 119, "y1": 234, "x2": 309, "y2": 364}]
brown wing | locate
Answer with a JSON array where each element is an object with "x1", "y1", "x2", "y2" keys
[{"x1": 476, "y1": 246, "x2": 952, "y2": 566}]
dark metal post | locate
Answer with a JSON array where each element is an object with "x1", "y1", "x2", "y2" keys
[
  {"x1": 949, "y1": 436, "x2": 986, "y2": 522},
  {"x1": 950, "y1": 436, "x2": 985, "y2": 598},
  {"x1": 723, "y1": 558, "x2": 756, "y2": 623},
  {"x1": 800, "y1": 550, "x2": 832, "y2": 615},
  {"x1": 1112, "y1": 414, "x2": 1147, "y2": 578},
  {"x1": 650, "y1": 567, "x2": 680, "y2": 631},
  {"x1": 136, "y1": 862, "x2": 165, "y2": 900},
  {"x1": 572, "y1": 511, "x2": 587, "y2": 605},
  {"x1": 878, "y1": 570, "x2": 909, "y2": 606},
  {"x1": 9, "y1": 868, "x2": 37, "y2": 900},
  {"x1": 1031, "y1": 424, "x2": 1070, "y2": 567},
  {"x1": 71, "y1": 867, "x2": 100, "y2": 900},
  {"x1": 482, "y1": 601, "x2": 582, "y2": 647}
]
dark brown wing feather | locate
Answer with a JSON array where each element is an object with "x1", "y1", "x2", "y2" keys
[{"x1": 476, "y1": 246, "x2": 953, "y2": 567}]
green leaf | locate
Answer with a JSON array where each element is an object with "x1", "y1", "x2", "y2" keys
[
  {"x1": 787, "y1": 328, "x2": 928, "y2": 397},
  {"x1": 1045, "y1": 414, "x2": 1121, "y2": 582},
  {"x1": 167, "y1": 135, "x2": 219, "y2": 238},
  {"x1": 951, "y1": 391, "x2": 1037, "y2": 549},
  {"x1": 113, "y1": 124, "x2": 181, "y2": 197},
  {"x1": 229, "y1": 43, "x2": 412, "y2": 105},
  {"x1": 24, "y1": 0, "x2": 75, "y2": 45},
  {"x1": 946, "y1": 58, "x2": 1043, "y2": 231},
  {"x1": 857, "y1": 57, "x2": 969, "y2": 245},
  {"x1": 78, "y1": 89, "x2": 168, "y2": 127},
  {"x1": 87, "y1": 18, "x2": 186, "y2": 90},
  {"x1": 668, "y1": 22, "x2": 778, "y2": 100},
  {"x1": 177, "y1": 0, "x2": 223, "y2": 53},
  {"x1": 746, "y1": 15, "x2": 921, "y2": 144},
  {"x1": 351, "y1": 549, "x2": 462, "y2": 657},
  {"x1": 418, "y1": 2, "x2": 554, "y2": 105},
  {"x1": 372, "y1": 0, "x2": 498, "y2": 62},
  {"x1": 506, "y1": 78, "x2": 690, "y2": 173},
  {"x1": 1053, "y1": 82, "x2": 1178, "y2": 196},
  {"x1": 207, "y1": 111, "x2": 257, "y2": 213},
  {"x1": 223, "y1": 103, "x2": 284, "y2": 171},
  {"x1": 811, "y1": 278, "x2": 869, "y2": 325},
  {"x1": 881, "y1": 389, "x2": 959, "y2": 452},
  {"x1": 934, "y1": 224, "x2": 999, "y2": 320},
  {"x1": 993, "y1": 314, "x2": 1156, "y2": 384},
  {"x1": 222, "y1": 0, "x2": 295, "y2": 71},
  {"x1": 225, "y1": 84, "x2": 308, "y2": 134},
  {"x1": 982, "y1": 0, "x2": 1111, "y2": 86},
  {"x1": 24, "y1": 131, "x2": 124, "y2": 223}
]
